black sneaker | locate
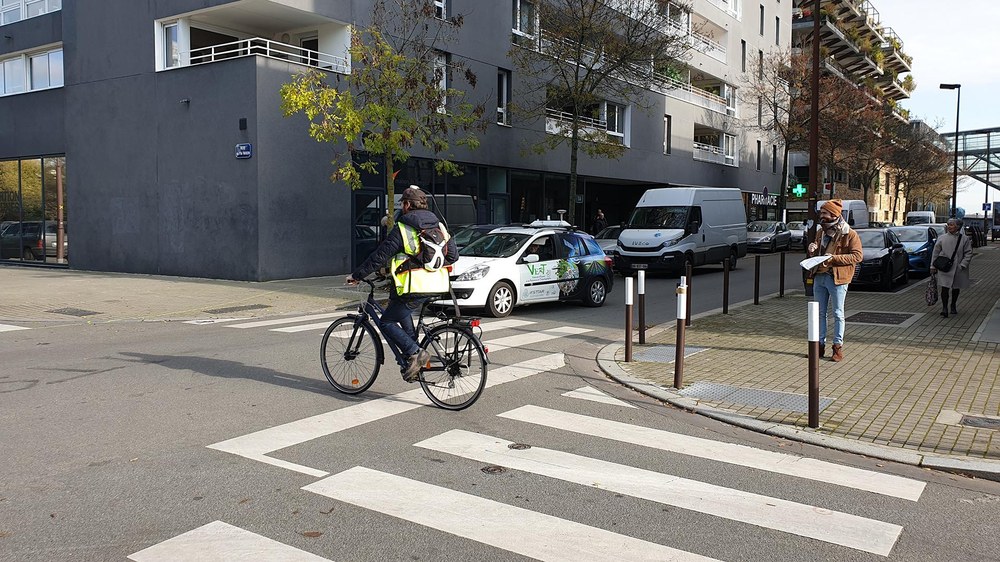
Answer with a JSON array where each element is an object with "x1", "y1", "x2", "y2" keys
[{"x1": 403, "y1": 350, "x2": 430, "y2": 382}]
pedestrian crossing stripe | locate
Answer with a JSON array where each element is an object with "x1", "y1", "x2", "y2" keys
[
  {"x1": 304, "y1": 466, "x2": 720, "y2": 562},
  {"x1": 498, "y1": 405, "x2": 925, "y2": 501},
  {"x1": 0, "y1": 323, "x2": 30, "y2": 332},
  {"x1": 415, "y1": 429, "x2": 903, "y2": 556},
  {"x1": 562, "y1": 386, "x2": 637, "y2": 408},
  {"x1": 226, "y1": 313, "x2": 342, "y2": 329},
  {"x1": 181, "y1": 318, "x2": 251, "y2": 325},
  {"x1": 207, "y1": 353, "x2": 565, "y2": 477},
  {"x1": 127, "y1": 520, "x2": 331, "y2": 561},
  {"x1": 486, "y1": 326, "x2": 592, "y2": 352},
  {"x1": 270, "y1": 317, "x2": 537, "y2": 334}
]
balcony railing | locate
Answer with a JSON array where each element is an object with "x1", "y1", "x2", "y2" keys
[
  {"x1": 693, "y1": 142, "x2": 734, "y2": 166},
  {"x1": 544, "y1": 108, "x2": 623, "y2": 144},
  {"x1": 704, "y1": 0, "x2": 740, "y2": 20},
  {"x1": 690, "y1": 32, "x2": 726, "y2": 62},
  {"x1": 651, "y1": 72, "x2": 728, "y2": 114},
  {"x1": 183, "y1": 38, "x2": 349, "y2": 74}
]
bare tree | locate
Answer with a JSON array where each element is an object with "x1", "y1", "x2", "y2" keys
[
  {"x1": 888, "y1": 120, "x2": 952, "y2": 214},
  {"x1": 508, "y1": 0, "x2": 693, "y2": 224}
]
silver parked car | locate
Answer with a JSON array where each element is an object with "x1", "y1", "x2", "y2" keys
[
  {"x1": 746, "y1": 221, "x2": 791, "y2": 252},
  {"x1": 786, "y1": 221, "x2": 807, "y2": 249}
]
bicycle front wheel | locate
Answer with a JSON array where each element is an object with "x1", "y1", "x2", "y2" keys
[
  {"x1": 321, "y1": 317, "x2": 382, "y2": 395},
  {"x1": 418, "y1": 325, "x2": 487, "y2": 410}
]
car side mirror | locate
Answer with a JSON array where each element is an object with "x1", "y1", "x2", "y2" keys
[
  {"x1": 892, "y1": 243, "x2": 904, "y2": 250},
  {"x1": 523, "y1": 254, "x2": 540, "y2": 263}
]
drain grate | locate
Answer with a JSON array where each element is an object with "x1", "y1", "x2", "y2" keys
[
  {"x1": 959, "y1": 415, "x2": 1000, "y2": 430},
  {"x1": 845, "y1": 311, "x2": 915, "y2": 325},
  {"x1": 679, "y1": 381, "x2": 834, "y2": 413},
  {"x1": 203, "y1": 304, "x2": 271, "y2": 314},
  {"x1": 632, "y1": 345, "x2": 707, "y2": 363},
  {"x1": 46, "y1": 307, "x2": 100, "y2": 317}
]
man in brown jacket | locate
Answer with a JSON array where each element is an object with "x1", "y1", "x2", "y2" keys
[{"x1": 807, "y1": 199, "x2": 864, "y2": 362}]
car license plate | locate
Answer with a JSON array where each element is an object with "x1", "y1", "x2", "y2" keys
[{"x1": 634, "y1": 263, "x2": 647, "y2": 269}]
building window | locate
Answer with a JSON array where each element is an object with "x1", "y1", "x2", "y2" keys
[
  {"x1": 497, "y1": 68, "x2": 511, "y2": 125},
  {"x1": 1, "y1": 47, "x2": 62, "y2": 95},
  {"x1": 741, "y1": 40, "x2": 746, "y2": 72},
  {"x1": 772, "y1": 144, "x2": 778, "y2": 173},
  {"x1": 757, "y1": 97, "x2": 762, "y2": 127},
  {"x1": 756, "y1": 140, "x2": 762, "y2": 171},
  {"x1": 434, "y1": 51, "x2": 449, "y2": 113},
  {"x1": 759, "y1": 5, "x2": 765, "y2": 36},
  {"x1": 512, "y1": 0, "x2": 536, "y2": 40},
  {"x1": 663, "y1": 114, "x2": 672, "y2": 154},
  {"x1": 775, "y1": 16, "x2": 780, "y2": 46},
  {"x1": 1, "y1": 0, "x2": 60, "y2": 26},
  {"x1": 163, "y1": 23, "x2": 180, "y2": 68},
  {"x1": 604, "y1": 101, "x2": 626, "y2": 138},
  {"x1": 758, "y1": 50, "x2": 764, "y2": 80},
  {"x1": 724, "y1": 134, "x2": 736, "y2": 166},
  {"x1": 434, "y1": 0, "x2": 447, "y2": 19}
]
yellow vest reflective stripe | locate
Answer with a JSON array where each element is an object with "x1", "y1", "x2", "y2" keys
[{"x1": 390, "y1": 223, "x2": 450, "y2": 296}]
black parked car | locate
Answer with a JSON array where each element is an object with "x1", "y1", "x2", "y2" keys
[
  {"x1": 0, "y1": 221, "x2": 68, "y2": 260},
  {"x1": 850, "y1": 228, "x2": 908, "y2": 290}
]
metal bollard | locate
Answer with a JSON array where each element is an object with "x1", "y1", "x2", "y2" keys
[
  {"x1": 722, "y1": 257, "x2": 730, "y2": 314},
  {"x1": 779, "y1": 251, "x2": 786, "y2": 297},
  {"x1": 637, "y1": 270, "x2": 646, "y2": 344},
  {"x1": 624, "y1": 276, "x2": 633, "y2": 362},
  {"x1": 808, "y1": 301, "x2": 820, "y2": 428},
  {"x1": 674, "y1": 276, "x2": 687, "y2": 389},
  {"x1": 685, "y1": 261, "x2": 693, "y2": 327},
  {"x1": 753, "y1": 255, "x2": 761, "y2": 305}
]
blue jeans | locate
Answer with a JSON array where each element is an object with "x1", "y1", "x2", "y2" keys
[
  {"x1": 812, "y1": 272, "x2": 848, "y2": 345},
  {"x1": 377, "y1": 296, "x2": 425, "y2": 364}
]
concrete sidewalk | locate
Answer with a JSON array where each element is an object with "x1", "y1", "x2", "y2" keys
[
  {"x1": 0, "y1": 266, "x2": 359, "y2": 325},
  {"x1": 598, "y1": 242, "x2": 1000, "y2": 480}
]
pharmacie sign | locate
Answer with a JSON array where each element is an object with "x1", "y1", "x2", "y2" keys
[{"x1": 751, "y1": 192, "x2": 778, "y2": 206}]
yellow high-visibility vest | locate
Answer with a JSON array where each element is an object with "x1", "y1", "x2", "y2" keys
[{"x1": 390, "y1": 223, "x2": 450, "y2": 296}]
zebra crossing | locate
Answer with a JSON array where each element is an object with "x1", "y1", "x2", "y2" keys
[
  {"x1": 0, "y1": 323, "x2": 30, "y2": 332},
  {"x1": 146, "y1": 397, "x2": 925, "y2": 560}
]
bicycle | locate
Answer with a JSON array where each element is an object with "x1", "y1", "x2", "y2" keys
[{"x1": 320, "y1": 277, "x2": 488, "y2": 410}]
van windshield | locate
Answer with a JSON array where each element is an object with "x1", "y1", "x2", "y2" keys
[
  {"x1": 627, "y1": 206, "x2": 689, "y2": 229},
  {"x1": 905, "y1": 216, "x2": 931, "y2": 225}
]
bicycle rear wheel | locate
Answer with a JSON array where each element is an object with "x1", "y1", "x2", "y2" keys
[
  {"x1": 418, "y1": 325, "x2": 487, "y2": 410},
  {"x1": 321, "y1": 317, "x2": 382, "y2": 394}
]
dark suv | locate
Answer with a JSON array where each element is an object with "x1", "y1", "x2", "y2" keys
[{"x1": 0, "y1": 221, "x2": 68, "y2": 260}]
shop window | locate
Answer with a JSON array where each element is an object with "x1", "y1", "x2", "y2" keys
[{"x1": 0, "y1": 156, "x2": 67, "y2": 264}]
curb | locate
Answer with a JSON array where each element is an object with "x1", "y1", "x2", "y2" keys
[{"x1": 596, "y1": 342, "x2": 1000, "y2": 482}]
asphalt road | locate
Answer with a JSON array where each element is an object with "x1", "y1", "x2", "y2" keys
[{"x1": 2, "y1": 253, "x2": 997, "y2": 561}]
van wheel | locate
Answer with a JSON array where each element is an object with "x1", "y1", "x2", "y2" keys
[
  {"x1": 486, "y1": 281, "x2": 515, "y2": 318},
  {"x1": 728, "y1": 247, "x2": 739, "y2": 270},
  {"x1": 582, "y1": 277, "x2": 607, "y2": 307}
]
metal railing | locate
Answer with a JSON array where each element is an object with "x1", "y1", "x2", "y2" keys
[
  {"x1": 183, "y1": 37, "x2": 349, "y2": 74},
  {"x1": 545, "y1": 107, "x2": 607, "y2": 131},
  {"x1": 651, "y1": 72, "x2": 728, "y2": 114},
  {"x1": 693, "y1": 142, "x2": 727, "y2": 165},
  {"x1": 689, "y1": 31, "x2": 726, "y2": 62},
  {"x1": 704, "y1": 0, "x2": 741, "y2": 20}
]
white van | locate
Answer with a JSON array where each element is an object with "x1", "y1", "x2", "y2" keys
[
  {"x1": 905, "y1": 211, "x2": 936, "y2": 225},
  {"x1": 614, "y1": 187, "x2": 748, "y2": 273},
  {"x1": 816, "y1": 199, "x2": 869, "y2": 228}
]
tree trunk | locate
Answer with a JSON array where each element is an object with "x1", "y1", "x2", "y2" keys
[
  {"x1": 385, "y1": 153, "x2": 396, "y2": 230},
  {"x1": 568, "y1": 119, "x2": 580, "y2": 225}
]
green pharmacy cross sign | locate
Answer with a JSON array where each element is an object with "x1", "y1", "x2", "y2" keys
[{"x1": 792, "y1": 183, "x2": 807, "y2": 198}]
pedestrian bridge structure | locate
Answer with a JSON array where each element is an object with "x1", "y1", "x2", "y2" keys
[{"x1": 942, "y1": 127, "x2": 1000, "y2": 190}]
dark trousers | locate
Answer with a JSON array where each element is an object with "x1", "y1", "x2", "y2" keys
[
  {"x1": 377, "y1": 296, "x2": 425, "y2": 363},
  {"x1": 941, "y1": 287, "x2": 961, "y2": 311}
]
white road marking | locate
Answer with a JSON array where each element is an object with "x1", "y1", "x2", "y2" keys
[
  {"x1": 486, "y1": 326, "x2": 591, "y2": 352},
  {"x1": 416, "y1": 430, "x2": 903, "y2": 557},
  {"x1": 498, "y1": 405, "x2": 925, "y2": 502},
  {"x1": 304, "y1": 467, "x2": 719, "y2": 562},
  {"x1": 226, "y1": 313, "x2": 342, "y2": 329},
  {"x1": 0, "y1": 323, "x2": 30, "y2": 332},
  {"x1": 272, "y1": 322, "x2": 337, "y2": 333},
  {"x1": 127, "y1": 520, "x2": 331, "y2": 561},
  {"x1": 562, "y1": 386, "x2": 637, "y2": 407},
  {"x1": 182, "y1": 318, "x2": 251, "y2": 325},
  {"x1": 207, "y1": 354, "x2": 565, "y2": 477},
  {"x1": 271, "y1": 317, "x2": 535, "y2": 334}
]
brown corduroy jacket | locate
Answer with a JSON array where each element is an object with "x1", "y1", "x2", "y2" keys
[{"x1": 807, "y1": 227, "x2": 864, "y2": 285}]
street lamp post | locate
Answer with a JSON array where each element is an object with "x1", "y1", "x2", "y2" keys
[{"x1": 940, "y1": 83, "x2": 961, "y2": 218}]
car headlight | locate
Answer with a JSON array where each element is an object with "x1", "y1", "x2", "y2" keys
[
  {"x1": 456, "y1": 264, "x2": 490, "y2": 281},
  {"x1": 760, "y1": 236, "x2": 771, "y2": 242},
  {"x1": 661, "y1": 239, "x2": 679, "y2": 248}
]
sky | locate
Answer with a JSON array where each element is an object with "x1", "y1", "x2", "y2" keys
[{"x1": 873, "y1": 0, "x2": 1000, "y2": 216}]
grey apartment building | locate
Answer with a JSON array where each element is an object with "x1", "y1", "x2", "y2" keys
[{"x1": 0, "y1": 0, "x2": 789, "y2": 280}]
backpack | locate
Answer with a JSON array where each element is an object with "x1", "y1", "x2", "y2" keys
[{"x1": 414, "y1": 222, "x2": 450, "y2": 272}]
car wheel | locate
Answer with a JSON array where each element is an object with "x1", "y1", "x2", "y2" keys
[
  {"x1": 900, "y1": 266, "x2": 909, "y2": 285},
  {"x1": 22, "y1": 247, "x2": 36, "y2": 261},
  {"x1": 485, "y1": 281, "x2": 515, "y2": 318},
  {"x1": 728, "y1": 246, "x2": 739, "y2": 270},
  {"x1": 770, "y1": 240, "x2": 776, "y2": 253},
  {"x1": 582, "y1": 277, "x2": 607, "y2": 307},
  {"x1": 880, "y1": 263, "x2": 893, "y2": 291}
]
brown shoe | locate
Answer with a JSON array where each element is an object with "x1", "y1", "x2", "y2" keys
[
  {"x1": 831, "y1": 344, "x2": 843, "y2": 362},
  {"x1": 819, "y1": 344, "x2": 825, "y2": 358}
]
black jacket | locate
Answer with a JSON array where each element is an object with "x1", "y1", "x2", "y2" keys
[{"x1": 352, "y1": 208, "x2": 459, "y2": 282}]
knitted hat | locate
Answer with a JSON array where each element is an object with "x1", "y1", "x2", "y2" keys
[
  {"x1": 821, "y1": 199, "x2": 843, "y2": 217},
  {"x1": 401, "y1": 186, "x2": 427, "y2": 205}
]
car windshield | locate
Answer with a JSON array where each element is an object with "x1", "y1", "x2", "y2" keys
[
  {"x1": 858, "y1": 231, "x2": 885, "y2": 248},
  {"x1": 891, "y1": 228, "x2": 929, "y2": 243},
  {"x1": 595, "y1": 226, "x2": 621, "y2": 239},
  {"x1": 626, "y1": 206, "x2": 688, "y2": 229},
  {"x1": 787, "y1": 222, "x2": 805, "y2": 230},
  {"x1": 453, "y1": 226, "x2": 491, "y2": 247},
  {"x1": 460, "y1": 232, "x2": 530, "y2": 258},
  {"x1": 748, "y1": 221, "x2": 776, "y2": 233}
]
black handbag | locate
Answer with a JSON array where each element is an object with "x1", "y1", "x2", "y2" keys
[{"x1": 932, "y1": 235, "x2": 961, "y2": 272}]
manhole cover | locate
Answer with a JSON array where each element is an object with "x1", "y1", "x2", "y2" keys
[
  {"x1": 960, "y1": 415, "x2": 1000, "y2": 430},
  {"x1": 508, "y1": 443, "x2": 531, "y2": 450},
  {"x1": 481, "y1": 465, "x2": 506, "y2": 474},
  {"x1": 203, "y1": 304, "x2": 271, "y2": 314},
  {"x1": 46, "y1": 307, "x2": 100, "y2": 317},
  {"x1": 632, "y1": 345, "x2": 707, "y2": 363},
  {"x1": 845, "y1": 311, "x2": 914, "y2": 325},
  {"x1": 679, "y1": 382, "x2": 834, "y2": 413}
]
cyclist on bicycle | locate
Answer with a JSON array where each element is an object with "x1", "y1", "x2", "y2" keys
[{"x1": 347, "y1": 186, "x2": 459, "y2": 381}]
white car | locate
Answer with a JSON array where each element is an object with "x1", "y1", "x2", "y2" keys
[{"x1": 449, "y1": 221, "x2": 615, "y2": 317}]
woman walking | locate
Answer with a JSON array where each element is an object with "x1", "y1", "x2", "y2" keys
[{"x1": 930, "y1": 218, "x2": 973, "y2": 317}]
